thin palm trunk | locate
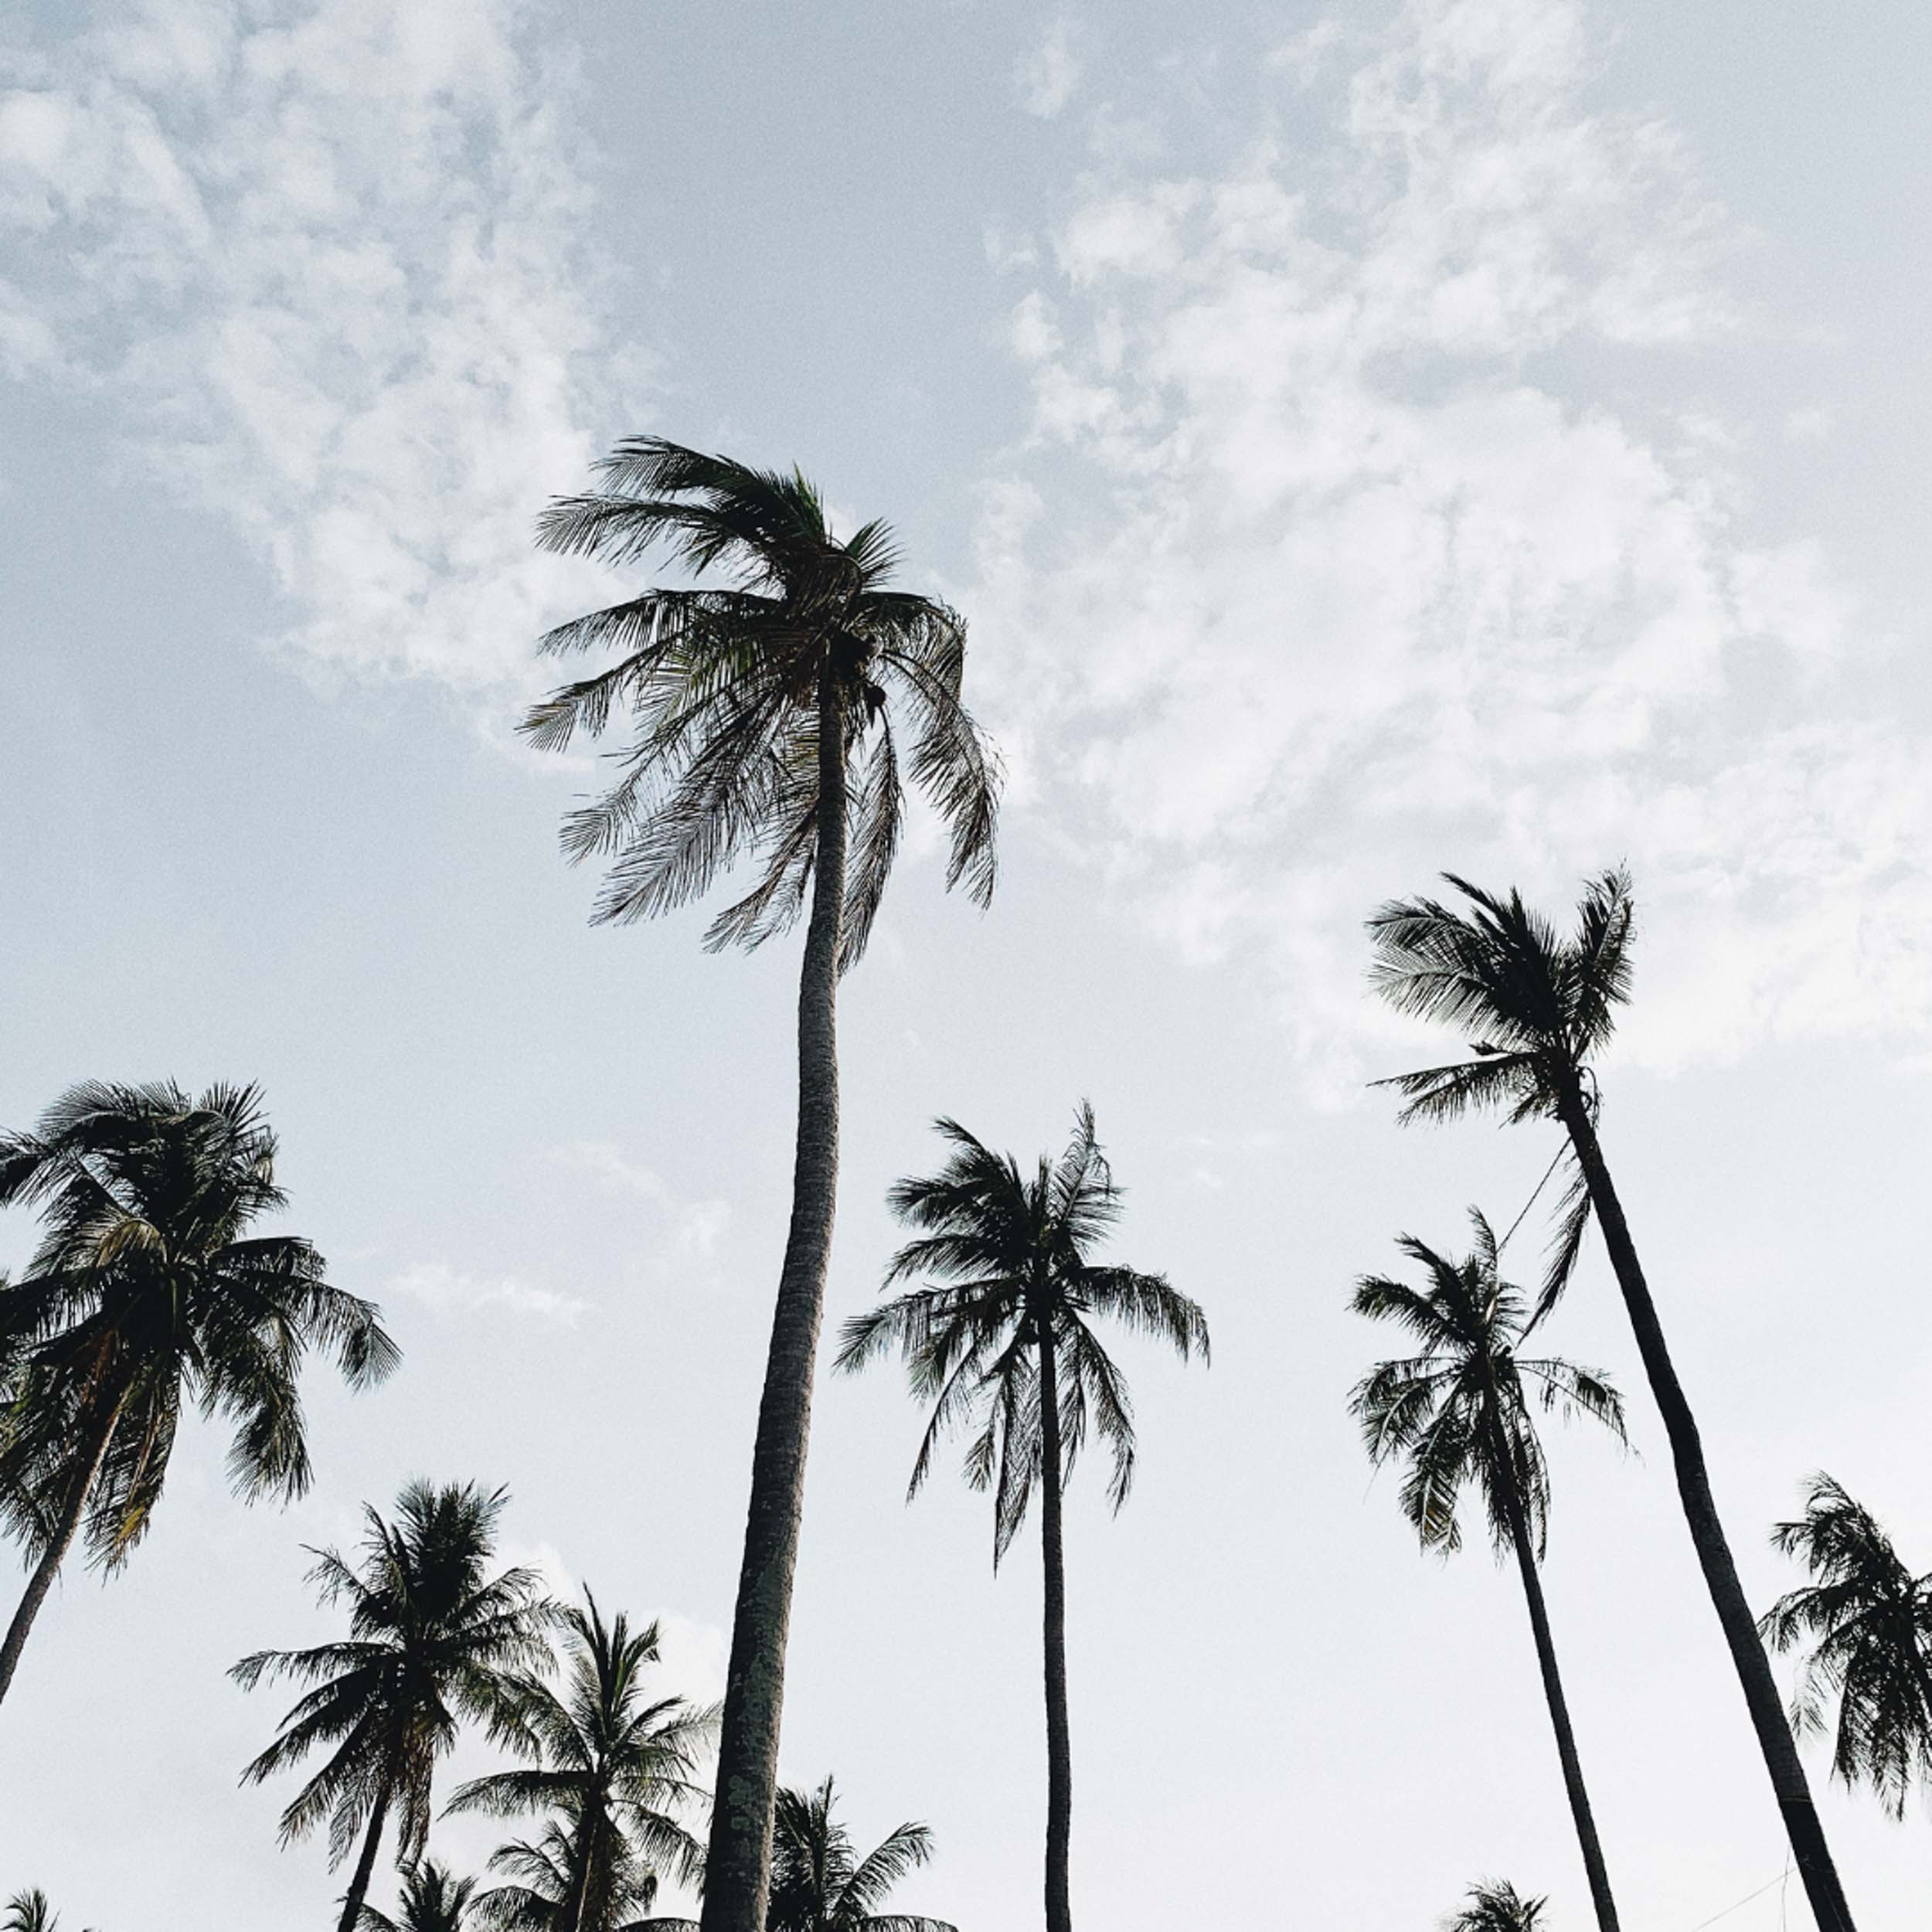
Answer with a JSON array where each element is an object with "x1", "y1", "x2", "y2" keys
[
  {"x1": 1037, "y1": 1311, "x2": 1073, "y2": 1932},
  {"x1": 338, "y1": 1777, "x2": 393, "y2": 1932},
  {"x1": 1555, "y1": 1080, "x2": 1855, "y2": 1932},
  {"x1": 1481, "y1": 1400, "x2": 1621, "y2": 1932},
  {"x1": 0, "y1": 1386, "x2": 125, "y2": 1711},
  {"x1": 701, "y1": 669, "x2": 849, "y2": 1932}
]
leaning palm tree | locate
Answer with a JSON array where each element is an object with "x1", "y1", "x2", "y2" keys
[
  {"x1": 0, "y1": 1080, "x2": 397, "y2": 1711},
  {"x1": 358, "y1": 1862, "x2": 481, "y2": 1932},
  {"x1": 522, "y1": 438, "x2": 999, "y2": 1932},
  {"x1": 764, "y1": 1777, "x2": 955, "y2": 1932},
  {"x1": 836, "y1": 1105, "x2": 1208, "y2": 1932},
  {"x1": 233, "y1": 1480, "x2": 553, "y2": 1932},
  {"x1": 1760, "y1": 1473, "x2": 1932, "y2": 1819},
  {"x1": 1447, "y1": 1879, "x2": 1547, "y2": 1932},
  {"x1": 451, "y1": 1589, "x2": 712, "y2": 1931},
  {"x1": 1352, "y1": 1213, "x2": 1625, "y2": 1932},
  {"x1": 1367, "y1": 870, "x2": 1857, "y2": 1932}
]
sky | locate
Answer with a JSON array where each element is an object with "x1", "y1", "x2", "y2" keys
[{"x1": 2, "y1": 0, "x2": 1931, "y2": 1925}]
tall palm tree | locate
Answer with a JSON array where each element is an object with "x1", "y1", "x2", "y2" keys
[
  {"x1": 522, "y1": 438, "x2": 999, "y2": 1932},
  {"x1": 1447, "y1": 1880, "x2": 1548, "y2": 1932},
  {"x1": 1367, "y1": 871, "x2": 1858, "y2": 1931},
  {"x1": 451, "y1": 1589, "x2": 712, "y2": 1931},
  {"x1": 1760, "y1": 1473, "x2": 1932, "y2": 1818},
  {"x1": 0, "y1": 1080, "x2": 397, "y2": 1712},
  {"x1": 835, "y1": 1105, "x2": 1209, "y2": 1932},
  {"x1": 764, "y1": 1777, "x2": 955, "y2": 1932},
  {"x1": 1351, "y1": 1213, "x2": 1626, "y2": 1932},
  {"x1": 233, "y1": 1480, "x2": 553, "y2": 1932},
  {"x1": 358, "y1": 1862, "x2": 480, "y2": 1932}
]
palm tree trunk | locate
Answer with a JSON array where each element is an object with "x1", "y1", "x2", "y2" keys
[
  {"x1": 700, "y1": 667, "x2": 849, "y2": 1932},
  {"x1": 1555, "y1": 1080, "x2": 1855, "y2": 1932},
  {"x1": 1037, "y1": 1313, "x2": 1074, "y2": 1932},
  {"x1": 0, "y1": 1389, "x2": 125, "y2": 1712},
  {"x1": 338, "y1": 1778, "x2": 392, "y2": 1932},
  {"x1": 1483, "y1": 1407, "x2": 1621, "y2": 1932}
]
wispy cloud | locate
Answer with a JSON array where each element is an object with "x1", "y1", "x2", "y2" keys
[
  {"x1": 1015, "y1": 18, "x2": 1080, "y2": 121},
  {"x1": 555, "y1": 1140, "x2": 730, "y2": 1261},
  {"x1": 0, "y1": 0, "x2": 631, "y2": 693},
  {"x1": 974, "y1": 0, "x2": 1924, "y2": 1085},
  {"x1": 390, "y1": 1260, "x2": 588, "y2": 1325}
]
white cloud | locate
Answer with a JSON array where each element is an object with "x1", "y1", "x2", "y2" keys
[
  {"x1": 555, "y1": 1139, "x2": 731, "y2": 1261},
  {"x1": 971, "y1": 0, "x2": 1928, "y2": 1080},
  {"x1": 1015, "y1": 18, "x2": 1080, "y2": 121},
  {"x1": 0, "y1": 0, "x2": 632, "y2": 692},
  {"x1": 390, "y1": 1260, "x2": 588, "y2": 1325}
]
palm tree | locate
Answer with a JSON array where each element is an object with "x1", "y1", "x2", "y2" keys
[
  {"x1": 0, "y1": 1080, "x2": 397, "y2": 1712},
  {"x1": 451, "y1": 1589, "x2": 712, "y2": 1931},
  {"x1": 1351, "y1": 1213, "x2": 1626, "y2": 1932},
  {"x1": 472, "y1": 1824, "x2": 698, "y2": 1932},
  {"x1": 1760, "y1": 1473, "x2": 1932, "y2": 1818},
  {"x1": 835, "y1": 1105, "x2": 1208, "y2": 1932},
  {"x1": 1447, "y1": 1880, "x2": 1548, "y2": 1932},
  {"x1": 1367, "y1": 870, "x2": 1857, "y2": 1932},
  {"x1": 764, "y1": 1777, "x2": 955, "y2": 1932},
  {"x1": 522, "y1": 437, "x2": 999, "y2": 1932},
  {"x1": 233, "y1": 1480, "x2": 554, "y2": 1932},
  {"x1": 358, "y1": 1862, "x2": 480, "y2": 1932}
]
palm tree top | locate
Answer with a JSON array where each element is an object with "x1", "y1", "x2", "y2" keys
[
  {"x1": 519, "y1": 436, "x2": 1000, "y2": 964},
  {"x1": 1350, "y1": 1210, "x2": 1626, "y2": 1560},
  {"x1": 1446, "y1": 1879, "x2": 1548, "y2": 1932},
  {"x1": 767, "y1": 1775, "x2": 957, "y2": 1932},
  {"x1": 357, "y1": 1860, "x2": 480, "y2": 1932}
]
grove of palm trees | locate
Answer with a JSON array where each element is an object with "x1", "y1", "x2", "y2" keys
[{"x1": 5, "y1": 3, "x2": 1930, "y2": 1929}]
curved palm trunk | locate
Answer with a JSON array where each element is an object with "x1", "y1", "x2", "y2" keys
[
  {"x1": 1482, "y1": 1406, "x2": 1621, "y2": 1932},
  {"x1": 701, "y1": 670, "x2": 849, "y2": 1932},
  {"x1": 0, "y1": 1389, "x2": 125, "y2": 1713},
  {"x1": 1555, "y1": 1082, "x2": 1855, "y2": 1932},
  {"x1": 1037, "y1": 1315, "x2": 1074, "y2": 1932},
  {"x1": 338, "y1": 1778, "x2": 393, "y2": 1932}
]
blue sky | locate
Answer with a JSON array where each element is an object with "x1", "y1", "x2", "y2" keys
[{"x1": 3, "y1": 1, "x2": 1931, "y2": 1925}]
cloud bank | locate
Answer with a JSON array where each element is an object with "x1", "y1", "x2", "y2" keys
[{"x1": 975, "y1": 0, "x2": 1927, "y2": 1082}]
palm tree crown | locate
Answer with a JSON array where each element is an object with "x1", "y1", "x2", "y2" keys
[
  {"x1": 766, "y1": 1777, "x2": 955, "y2": 1932},
  {"x1": 522, "y1": 437, "x2": 998, "y2": 964},
  {"x1": 452, "y1": 1589, "x2": 713, "y2": 1930},
  {"x1": 835, "y1": 1105, "x2": 1209, "y2": 1562},
  {"x1": 1447, "y1": 1879, "x2": 1548, "y2": 1932},
  {"x1": 1350, "y1": 1211, "x2": 1625, "y2": 1559},
  {"x1": 233, "y1": 1481, "x2": 553, "y2": 1928},
  {"x1": 1760, "y1": 1474, "x2": 1932, "y2": 1818},
  {"x1": 358, "y1": 1862, "x2": 480, "y2": 1932},
  {"x1": 0, "y1": 1080, "x2": 396, "y2": 1708}
]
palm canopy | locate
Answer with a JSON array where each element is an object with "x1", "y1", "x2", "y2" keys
[
  {"x1": 521, "y1": 437, "x2": 999, "y2": 968},
  {"x1": 1349, "y1": 1212, "x2": 1625, "y2": 1559},
  {"x1": 451, "y1": 1589, "x2": 713, "y2": 1930},
  {"x1": 767, "y1": 1777, "x2": 955, "y2": 1932},
  {"x1": 835, "y1": 1105, "x2": 1209, "y2": 1563},
  {"x1": 359, "y1": 1862, "x2": 480, "y2": 1932},
  {"x1": 1366, "y1": 869, "x2": 1634, "y2": 1307},
  {"x1": 0, "y1": 1080, "x2": 396, "y2": 1566},
  {"x1": 1760, "y1": 1474, "x2": 1932, "y2": 1819},
  {"x1": 1447, "y1": 1879, "x2": 1548, "y2": 1932},
  {"x1": 233, "y1": 1481, "x2": 554, "y2": 1876}
]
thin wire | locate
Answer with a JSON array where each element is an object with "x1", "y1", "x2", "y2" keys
[
  {"x1": 1494, "y1": 1142, "x2": 1567, "y2": 1257},
  {"x1": 1679, "y1": 1869, "x2": 1791, "y2": 1932},
  {"x1": 1779, "y1": 1855, "x2": 1791, "y2": 1932}
]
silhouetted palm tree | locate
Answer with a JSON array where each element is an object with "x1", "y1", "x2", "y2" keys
[
  {"x1": 358, "y1": 1862, "x2": 480, "y2": 1932},
  {"x1": 1447, "y1": 1879, "x2": 1547, "y2": 1932},
  {"x1": 1368, "y1": 870, "x2": 1856, "y2": 1931},
  {"x1": 452, "y1": 1590, "x2": 711, "y2": 1930},
  {"x1": 837, "y1": 1106, "x2": 1208, "y2": 1932},
  {"x1": 0, "y1": 1080, "x2": 396, "y2": 1712},
  {"x1": 1760, "y1": 1473, "x2": 1932, "y2": 1818},
  {"x1": 233, "y1": 1481, "x2": 553, "y2": 1932},
  {"x1": 766, "y1": 1777, "x2": 955, "y2": 1932},
  {"x1": 523, "y1": 438, "x2": 999, "y2": 1932},
  {"x1": 1352, "y1": 1213, "x2": 1625, "y2": 1932}
]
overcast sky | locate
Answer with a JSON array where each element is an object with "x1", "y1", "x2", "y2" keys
[{"x1": 3, "y1": 0, "x2": 1931, "y2": 1926}]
